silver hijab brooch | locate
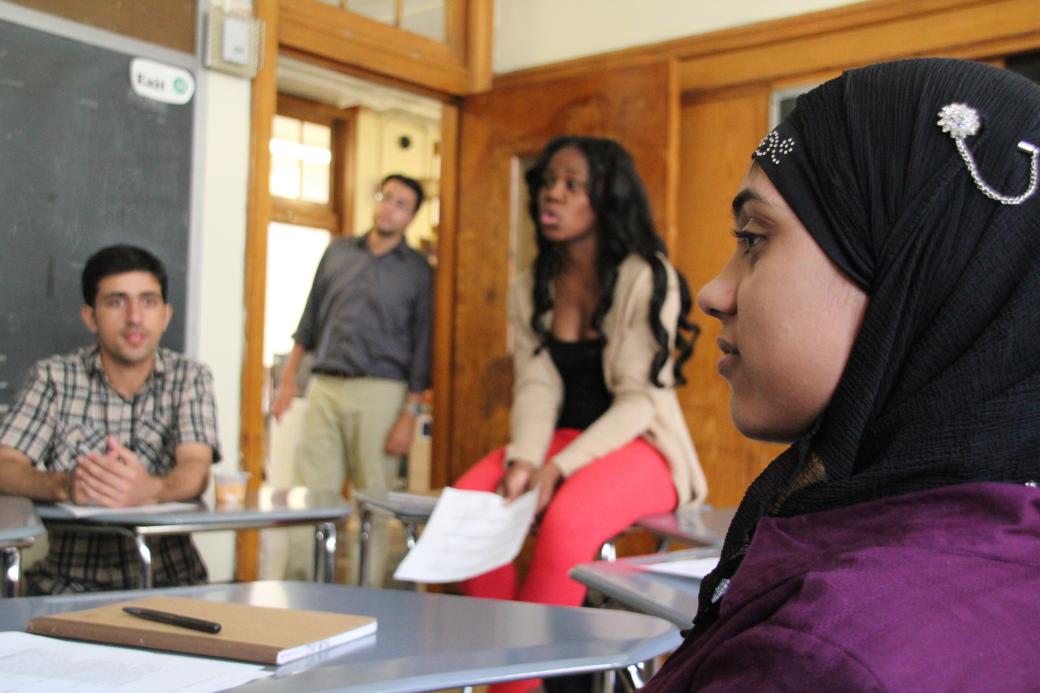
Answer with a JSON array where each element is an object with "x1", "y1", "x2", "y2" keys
[{"x1": 937, "y1": 103, "x2": 1038, "y2": 205}]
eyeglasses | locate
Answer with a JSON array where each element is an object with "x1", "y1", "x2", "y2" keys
[{"x1": 374, "y1": 191, "x2": 415, "y2": 212}]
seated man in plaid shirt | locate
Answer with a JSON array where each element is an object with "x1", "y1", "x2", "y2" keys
[{"x1": 0, "y1": 245, "x2": 221, "y2": 594}]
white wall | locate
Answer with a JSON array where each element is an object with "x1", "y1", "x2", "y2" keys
[
  {"x1": 353, "y1": 107, "x2": 441, "y2": 249},
  {"x1": 190, "y1": 66, "x2": 251, "y2": 583},
  {"x1": 493, "y1": 0, "x2": 862, "y2": 74}
]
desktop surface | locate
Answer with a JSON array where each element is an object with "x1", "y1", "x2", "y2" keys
[
  {"x1": 34, "y1": 487, "x2": 348, "y2": 528},
  {"x1": 571, "y1": 548, "x2": 721, "y2": 628},
  {"x1": 0, "y1": 580, "x2": 679, "y2": 692},
  {"x1": 635, "y1": 504, "x2": 735, "y2": 547}
]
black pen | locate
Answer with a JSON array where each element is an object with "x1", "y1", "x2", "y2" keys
[{"x1": 123, "y1": 606, "x2": 222, "y2": 634}]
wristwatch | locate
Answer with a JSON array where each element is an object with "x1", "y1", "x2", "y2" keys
[{"x1": 404, "y1": 402, "x2": 426, "y2": 417}]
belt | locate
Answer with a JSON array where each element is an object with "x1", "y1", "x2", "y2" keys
[{"x1": 311, "y1": 369, "x2": 361, "y2": 378}]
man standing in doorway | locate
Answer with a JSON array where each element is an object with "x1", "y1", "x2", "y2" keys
[{"x1": 273, "y1": 173, "x2": 432, "y2": 586}]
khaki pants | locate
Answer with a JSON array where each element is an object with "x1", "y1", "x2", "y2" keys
[{"x1": 286, "y1": 375, "x2": 406, "y2": 586}]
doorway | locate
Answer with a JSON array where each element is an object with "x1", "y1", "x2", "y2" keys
[{"x1": 260, "y1": 54, "x2": 442, "y2": 580}]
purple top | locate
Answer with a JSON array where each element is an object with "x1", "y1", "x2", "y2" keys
[{"x1": 646, "y1": 482, "x2": 1040, "y2": 691}]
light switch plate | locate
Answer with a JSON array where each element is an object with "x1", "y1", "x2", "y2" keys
[{"x1": 204, "y1": 7, "x2": 262, "y2": 79}]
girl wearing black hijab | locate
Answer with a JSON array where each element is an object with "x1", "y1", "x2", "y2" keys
[{"x1": 646, "y1": 58, "x2": 1040, "y2": 690}]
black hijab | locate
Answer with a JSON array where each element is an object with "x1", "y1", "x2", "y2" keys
[{"x1": 695, "y1": 58, "x2": 1040, "y2": 634}]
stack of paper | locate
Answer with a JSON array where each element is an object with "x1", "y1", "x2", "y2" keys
[{"x1": 0, "y1": 631, "x2": 268, "y2": 692}]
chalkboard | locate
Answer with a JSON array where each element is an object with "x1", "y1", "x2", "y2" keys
[{"x1": 0, "y1": 17, "x2": 193, "y2": 411}]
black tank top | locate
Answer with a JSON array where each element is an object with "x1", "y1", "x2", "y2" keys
[{"x1": 547, "y1": 335, "x2": 613, "y2": 430}]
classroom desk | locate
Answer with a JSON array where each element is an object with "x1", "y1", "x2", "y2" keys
[
  {"x1": 0, "y1": 496, "x2": 44, "y2": 598},
  {"x1": 35, "y1": 487, "x2": 349, "y2": 588},
  {"x1": 353, "y1": 489, "x2": 436, "y2": 587},
  {"x1": 0, "y1": 579, "x2": 681, "y2": 692},
  {"x1": 634, "y1": 504, "x2": 735, "y2": 549},
  {"x1": 571, "y1": 548, "x2": 720, "y2": 629}
]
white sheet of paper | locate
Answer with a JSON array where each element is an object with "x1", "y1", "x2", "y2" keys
[
  {"x1": 53, "y1": 501, "x2": 201, "y2": 518},
  {"x1": 393, "y1": 487, "x2": 538, "y2": 583},
  {"x1": 643, "y1": 557, "x2": 720, "y2": 579},
  {"x1": 0, "y1": 631, "x2": 269, "y2": 692}
]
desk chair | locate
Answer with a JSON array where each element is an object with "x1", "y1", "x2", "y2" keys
[
  {"x1": 574, "y1": 548, "x2": 721, "y2": 691},
  {"x1": 634, "y1": 503, "x2": 734, "y2": 550},
  {"x1": 353, "y1": 489, "x2": 437, "y2": 587},
  {"x1": 0, "y1": 496, "x2": 45, "y2": 597}
]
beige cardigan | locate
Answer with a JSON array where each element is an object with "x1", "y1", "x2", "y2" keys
[{"x1": 504, "y1": 253, "x2": 708, "y2": 506}]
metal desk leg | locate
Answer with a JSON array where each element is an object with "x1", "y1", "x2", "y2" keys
[
  {"x1": 2, "y1": 548, "x2": 20, "y2": 598},
  {"x1": 313, "y1": 522, "x2": 337, "y2": 583},
  {"x1": 618, "y1": 661, "x2": 651, "y2": 691},
  {"x1": 134, "y1": 535, "x2": 154, "y2": 589},
  {"x1": 404, "y1": 521, "x2": 419, "y2": 551},
  {"x1": 402, "y1": 521, "x2": 420, "y2": 591},
  {"x1": 358, "y1": 508, "x2": 373, "y2": 587}
]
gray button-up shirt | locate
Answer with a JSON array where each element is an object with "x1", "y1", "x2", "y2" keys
[{"x1": 294, "y1": 234, "x2": 433, "y2": 392}]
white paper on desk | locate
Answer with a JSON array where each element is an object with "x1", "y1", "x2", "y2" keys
[
  {"x1": 644, "y1": 557, "x2": 720, "y2": 580},
  {"x1": 53, "y1": 501, "x2": 201, "y2": 518},
  {"x1": 393, "y1": 487, "x2": 537, "y2": 583},
  {"x1": 0, "y1": 631, "x2": 269, "y2": 692}
]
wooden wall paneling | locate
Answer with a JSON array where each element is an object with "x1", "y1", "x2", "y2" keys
[
  {"x1": 9, "y1": 0, "x2": 196, "y2": 53},
  {"x1": 676, "y1": 88, "x2": 786, "y2": 506},
  {"x1": 237, "y1": 0, "x2": 279, "y2": 583},
  {"x1": 450, "y1": 62, "x2": 677, "y2": 483},
  {"x1": 662, "y1": 60, "x2": 681, "y2": 251},
  {"x1": 432, "y1": 100, "x2": 460, "y2": 489}
]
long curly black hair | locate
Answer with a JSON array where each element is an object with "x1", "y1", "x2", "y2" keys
[{"x1": 524, "y1": 135, "x2": 698, "y2": 386}]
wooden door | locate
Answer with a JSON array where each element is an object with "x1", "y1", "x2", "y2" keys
[
  {"x1": 675, "y1": 89, "x2": 786, "y2": 506},
  {"x1": 442, "y1": 62, "x2": 679, "y2": 484}
]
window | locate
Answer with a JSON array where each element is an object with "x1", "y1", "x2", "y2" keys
[
  {"x1": 264, "y1": 95, "x2": 356, "y2": 368},
  {"x1": 270, "y1": 115, "x2": 332, "y2": 203},
  {"x1": 323, "y1": 0, "x2": 447, "y2": 43},
  {"x1": 268, "y1": 95, "x2": 355, "y2": 235}
]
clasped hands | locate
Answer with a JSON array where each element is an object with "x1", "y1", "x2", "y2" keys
[
  {"x1": 497, "y1": 459, "x2": 563, "y2": 513},
  {"x1": 68, "y1": 436, "x2": 161, "y2": 508}
]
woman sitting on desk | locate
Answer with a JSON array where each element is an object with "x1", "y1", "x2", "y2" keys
[
  {"x1": 645, "y1": 58, "x2": 1040, "y2": 690},
  {"x1": 455, "y1": 136, "x2": 707, "y2": 614}
]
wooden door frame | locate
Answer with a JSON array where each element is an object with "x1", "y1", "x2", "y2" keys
[{"x1": 239, "y1": 1, "x2": 467, "y2": 581}]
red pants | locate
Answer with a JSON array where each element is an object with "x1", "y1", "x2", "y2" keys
[{"x1": 453, "y1": 429, "x2": 678, "y2": 607}]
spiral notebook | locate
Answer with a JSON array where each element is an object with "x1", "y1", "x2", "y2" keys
[{"x1": 26, "y1": 595, "x2": 377, "y2": 665}]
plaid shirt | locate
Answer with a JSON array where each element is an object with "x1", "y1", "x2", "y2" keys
[{"x1": 0, "y1": 346, "x2": 221, "y2": 594}]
